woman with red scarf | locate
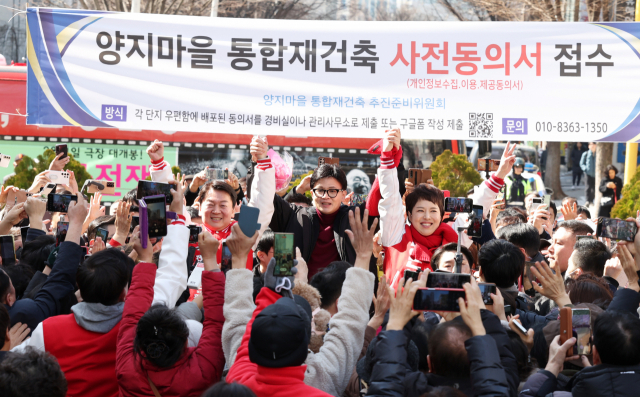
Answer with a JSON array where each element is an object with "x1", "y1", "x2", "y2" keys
[{"x1": 377, "y1": 131, "x2": 458, "y2": 285}]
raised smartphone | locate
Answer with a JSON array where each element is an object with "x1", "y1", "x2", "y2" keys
[
  {"x1": 188, "y1": 225, "x2": 201, "y2": 244},
  {"x1": 47, "y1": 194, "x2": 77, "y2": 213},
  {"x1": 87, "y1": 180, "x2": 116, "y2": 194},
  {"x1": 596, "y1": 217, "x2": 638, "y2": 242},
  {"x1": 478, "y1": 283, "x2": 497, "y2": 305},
  {"x1": 318, "y1": 157, "x2": 339, "y2": 167},
  {"x1": 572, "y1": 308, "x2": 592, "y2": 355},
  {"x1": 559, "y1": 307, "x2": 572, "y2": 349},
  {"x1": 237, "y1": 205, "x2": 261, "y2": 238},
  {"x1": 409, "y1": 168, "x2": 432, "y2": 185},
  {"x1": 55, "y1": 144, "x2": 68, "y2": 159},
  {"x1": 47, "y1": 170, "x2": 70, "y2": 186},
  {"x1": 413, "y1": 288, "x2": 465, "y2": 312},
  {"x1": 273, "y1": 233, "x2": 295, "y2": 277},
  {"x1": 206, "y1": 169, "x2": 228, "y2": 181},
  {"x1": 444, "y1": 197, "x2": 473, "y2": 213},
  {"x1": 95, "y1": 227, "x2": 109, "y2": 242},
  {"x1": 426, "y1": 272, "x2": 471, "y2": 289},
  {"x1": 0, "y1": 235, "x2": 15, "y2": 263},
  {"x1": 403, "y1": 267, "x2": 422, "y2": 282},
  {"x1": 41, "y1": 183, "x2": 57, "y2": 196},
  {"x1": 144, "y1": 195, "x2": 167, "y2": 238},
  {"x1": 467, "y1": 205, "x2": 483, "y2": 238},
  {"x1": 478, "y1": 158, "x2": 500, "y2": 172},
  {"x1": 137, "y1": 180, "x2": 173, "y2": 204},
  {"x1": 220, "y1": 242, "x2": 232, "y2": 274},
  {"x1": 56, "y1": 221, "x2": 69, "y2": 247}
]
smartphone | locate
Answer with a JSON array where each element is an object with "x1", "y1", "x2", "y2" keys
[
  {"x1": 0, "y1": 235, "x2": 16, "y2": 263},
  {"x1": 404, "y1": 267, "x2": 422, "y2": 282},
  {"x1": 543, "y1": 195, "x2": 551, "y2": 208},
  {"x1": 95, "y1": 227, "x2": 109, "y2": 242},
  {"x1": 596, "y1": 217, "x2": 638, "y2": 242},
  {"x1": 187, "y1": 264, "x2": 204, "y2": 289},
  {"x1": 137, "y1": 180, "x2": 173, "y2": 204},
  {"x1": 512, "y1": 320, "x2": 528, "y2": 335},
  {"x1": 41, "y1": 183, "x2": 57, "y2": 196},
  {"x1": 467, "y1": 205, "x2": 483, "y2": 238},
  {"x1": 444, "y1": 197, "x2": 473, "y2": 213},
  {"x1": 237, "y1": 205, "x2": 261, "y2": 239},
  {"x1": 0, "y1": 154, "x2": 10, "y2": 168},
  {"x1": 352, "y1": 194, "x2": 368, "y2": 206},
  {"x1": 572, "y1": 308, "x2": 592, "y2": 355},
  {"x1": 206, "y1": 168, "x2": 228, "y2": 181},
  {"x1": 131, "y1": 215, "x2": 140, "y2": 230},
  {"x1": 47, "y1": 170, "x2": 70, "y2": 186},
  {"x1": 20, "y1": 226, "x2": 29, "y2": 243},
  {"x1": 55, "y1": 144, "x2": 68, "y2": 160},
  {"x1": 478, "y1": 283, "x2": 497, "y2": 305},
  {"x1": 47, "y1": 194, "x2": 77, "y2": 213},
  {"x1": 504, "y1": 304, "x2": 515, "y2": 317},
  {"x1": 220, "y1": 242, "x2": 232, "y2": 274},
  {"x1": 559, "y1": 307, "x2": 572, "y2": 347},
  {"x1": 426, "y1": 272, "x2": 471, "y2": 289},
  {"x1": 273, "y1": 233, "x2": 295, "y2": 277},
  {"x1": 56, "y1": 221, "x2": 69, "y2": 247},
  {"x1": 318, "y1": 157, "x2": 339, "y2": 167},
  {"x1": 409, "y1": 169, "x2": 432, "y2": 185},
  {"x1": 530, "y1": 197, "x2": 543, "y2": 213},
  {"x1": 495, "y1": 192, "x2": 506, "y2": 210},
  {"x1": 188, "y1": 225, "x2": 201, "y2": 244},
  {"x1": 144, "y1": 195, "x2": 167, "y2": 238},
  {"x1": 478, "y1": 158, "x2": 500, "y2": 172},
  {"x1": 413, "y1": 288, "x2": 465, "y2": 312},
  {"x1": 87, "y1": 180, "x2": 116, "y2": 194}
]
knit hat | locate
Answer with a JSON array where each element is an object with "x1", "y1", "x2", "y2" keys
[{"x1": 249, "y1": 297, "x2": 311, "y2": 368}]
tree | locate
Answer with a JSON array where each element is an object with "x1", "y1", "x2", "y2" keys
[
  {"x1": 5, "y1": 149, "x2": 93, "y2": 190},
  {"x1": 544, "y1": 142, "x2": 565, "y2": 200},
  {"x1": 431, "y1": 150, "x2": 483, "y2": 197},
  {"x1": 611, "y1": 166, "x2": 640, "y2": 219},
  {"x1": 594, "y1": 142, "x2": 613, "y2": 217}
]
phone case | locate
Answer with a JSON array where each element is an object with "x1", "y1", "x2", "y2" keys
[
  {"x1": 318, "y1": 157, "x2": 339, "y2": 166},
  {"x1": 48, "y1": 171, "x2": 70, "y2": 185},
  {"x1": 187, "y1": 264, "x2": 204, "y2": 289},
  {"x1": 0, "y1": 154, "x2": 10, "y2": 168},
  {"x1": 138, "y1": 199, "x2": 148, "y2": 249},
  {"x1": 87, "y1": 180, "x2": 116, "y2": 194},
  {"x1": 237, "y1": 205, "x2": 261, "y2": 238},
  {"x1": 559, "y1": 307, "x2": 573, "y2": 347}
]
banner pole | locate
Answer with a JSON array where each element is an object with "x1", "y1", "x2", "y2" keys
[{"x1": 624, "y1": 1, "x2": 640, "y2": 185}]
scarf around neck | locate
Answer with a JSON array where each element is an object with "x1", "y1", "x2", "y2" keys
[{"x1": 408, "y1": 221, "x2": 458, "y2": 263}]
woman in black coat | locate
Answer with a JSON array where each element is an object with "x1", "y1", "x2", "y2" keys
[
  {"x1": 570, "y1": 143, "x2": 586, "y2": 188},
  {"x1": 598, "y1": 164, "x2": 623, "y2": 217}
]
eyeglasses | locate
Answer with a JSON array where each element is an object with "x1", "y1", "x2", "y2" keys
[{"x1": 312, "y1": 188, "x2": 343, "y2": 198}]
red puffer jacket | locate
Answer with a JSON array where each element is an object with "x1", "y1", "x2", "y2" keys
[{"x1": 116, "y1": 262, "x2": 225, "y2": 397}]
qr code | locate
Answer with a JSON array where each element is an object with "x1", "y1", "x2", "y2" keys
[{"x1": 469, "y1": 113, "x2": 494, "y2": 138}]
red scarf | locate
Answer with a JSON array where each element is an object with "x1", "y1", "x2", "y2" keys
[{"x1": 408, "y1": 221, "x2": 459, "y2": 263}]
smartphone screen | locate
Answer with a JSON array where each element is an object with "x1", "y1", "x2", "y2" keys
[
  {"x1": 55, "y1": 144, "x2": 68, "y2": 159},
  {"x1": 467, "y1": 205, "x2": 483, "y2": 238},
  {"x1": 131, "y1": 216, "x2": 140, "y2": 230},
  {"x1": 572, "y1": 308, "x2": 591, "y2": 355},
  {"x1": 146, "y1": 196, "x2": 167, "y2": 238},
  {"x1": 352, "y1": 194, "x2": 368, "y2": 206},
  {"x1": 0, "y1": 235, "x2": 15, "y2": 262},
  {"x1": 444, "y1": 197, "x2": 473, "y2": 213},
  {"x1": 273, "y1": 233, "x2": 295, "y2": 277},
  {"x1": 20, "y1": 226, "x2": 29, "y2": 244},
  {"x1": 137, "y1": 180, "x2": 173, "y2": 204},
  {"x1": 597, "y1": 218, "x2": 638, "y2": 242},
  {"x1": 426, "y1": 272, "x2": 471, "y2": 289},
  {"x1": 413, "y1": 288, "x2": 465, "y2": 312},
  {"x1": 47, "y1": 194, "x2": 76, "y2": 213},
  {"x1": 220, "y1": 242, "x2": 232, "y2": 274},
  {"x1": 56, "y1": 222, "x2": 69, "y2": 247},
  {"x1": 95, "y1": 227, "x2": 109, "y2": 242},
  {"x1": 478, "y1": 283, "x2": 497, "y2": 305},
  {"x1": 188, "y1": 225, "x2": 201, "y2": 244},
  {"x1": 207, "y1": 169, "x2": 228, "y2": 181},
  {"x1": 543, "y1": 195, "x2": 551, "y2": 207}
]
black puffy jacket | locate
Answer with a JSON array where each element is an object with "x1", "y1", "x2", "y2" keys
[{"x1": 366, "y1": 310, "x2": 518, "y2": 397}]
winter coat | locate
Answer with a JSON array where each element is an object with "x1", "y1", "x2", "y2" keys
[
  {"x1": 598, "y1": 175, "x2": 623, "y2": 204},
  {"x1": 579, "y1": 151, "x2": 596, "y2": 178},
  {"x1": 6, "y1": 239, "x2": 83, "y2": 332},
  {"x1": 226, "y1": 286, "x2": 333, "y2": 397},
  {"x1": 570, "y1": 146, "x2": 585, "y2": 170},
  {"x1": 222, "y1": 267, "x2": 375, "y2": 396},
  {"x1": 366, "y1": 310, "x2": 518, "y2": 397},
  {"x1": 116, "y1": 263, "x2": 225, "y2": 397}
]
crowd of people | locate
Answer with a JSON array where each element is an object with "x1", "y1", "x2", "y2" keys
[{"x1": 0, "y1": 129, "x2": 639, "y2": 397}]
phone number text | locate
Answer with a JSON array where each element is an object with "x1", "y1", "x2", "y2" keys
[{"x1": 535, "y1": 122, "x2": 608, "y2": 133}]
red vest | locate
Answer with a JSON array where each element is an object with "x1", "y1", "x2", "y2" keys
[{"x1": 43, "y1": 314, "x2": 120, "y2": 397}]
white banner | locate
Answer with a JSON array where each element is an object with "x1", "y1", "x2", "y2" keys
[{"x1": 26, "y1": 8, "x2": 640, "y2": 142}]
